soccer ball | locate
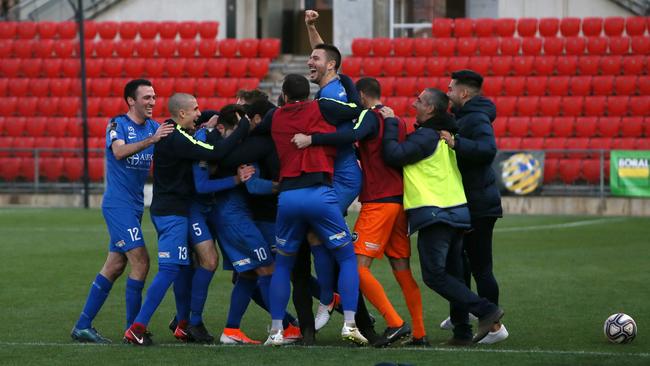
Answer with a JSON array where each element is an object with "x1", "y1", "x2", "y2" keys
[{"x1": 604, "y1": 313, "x2": 637, "y2": 344}]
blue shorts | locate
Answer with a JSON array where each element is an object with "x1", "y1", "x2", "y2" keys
[
  {"x1": 214, "y1": 220, "x2": 273, "y2": 273},
  {"x1": 255, "y1": 220, "x2": 277, "y2": 254},
  {"x1": 102, "y1": 207, "x2": 145, "y2": 253},
  {"x1": 333, "y1": 162, "x2": 362, "y2": 213},
  {"x1": 151, "y1": 214, "x2": 190, "y2": 265},
  {"x1": 188, "y1": 202, "x2": 215, "y2": 246},
  {"x1": 275, "y1": 185, "x2": 352, "y2": 254}
]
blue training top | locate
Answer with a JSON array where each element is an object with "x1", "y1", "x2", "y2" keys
[
  {"x1": 191, "y1": 128, "x2": 238, "y2": 206},
  {"x1": 102, "y1": 114, "x2": 158, "y2": 210}
]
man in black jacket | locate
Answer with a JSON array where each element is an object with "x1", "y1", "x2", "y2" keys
[{"x1": 440, "y1": 70, "x2": 508, "y2": 344}]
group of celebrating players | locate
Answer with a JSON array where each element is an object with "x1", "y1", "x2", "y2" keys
[{"x1": 70, "y1": 10, "x2": 508, "y2": 348}]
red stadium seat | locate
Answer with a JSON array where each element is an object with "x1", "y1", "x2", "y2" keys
[
  {"x1": 38, "y1": 96, "x2": 59, "y2": 117},
  {"x1": 153, "y1": 78, "x2": 173, "y2": 97},
  {"x1": 393, "y1": 38, "x2": 413, "y2": 57},
  {"x1": 457, "y1": 37, "x2": 478, "y2": 56},
  {"x1": 238, "y1": 77, "x2": 260, "y2": 92},
  {"x1": 512, "y1": 56, "x2": 534, "y2": 76},
  {"x1": 612, "y1": 137, "x2": 636, "y2": 150},
  {"x1": 636, "y1": 138, "x2": 650, "y2": 150},
  {"x1": 597, "y1": 117, "x2": 620, "y2": 137},
  {"x1": 435, "y1": 38, "x2": 456, "y2": 57},
  {"x1": 477, "y1": 37, "x2": 498, "y2": 56},
  {"x1": 178, "y1": 21, "x2": 198, "y2": 39},
  {"x1": 586, "y1": 37, "x2": 608, "y2": 55},
  {"x1": 102, "y1": 58, "x2": 124, "y2": 78},
  {"x1": 30, "y1": 78, "x2": 49, "y2": 98},
  {"x1": 62, "y1": 59, "x2": 80, "y2": 78},
  {"x1": 21, "y1": 59, "x2": 42, "y2": 78},
  {"x1": 97, "y1": 21, "x2": 118, "y2": 40},
  {"x1": 548, "y1": 77, "x2": 569, "y2": 96},
  {"x1": 608, "y1": 37, "x2": 630, "y2": 55},
  {"x1": 86, "y1": 96, "x2": 101, "y2": 117},
  {"x1": 454, "y1": 18, "x2": 474, "y2": 37},
  {"x1": 88, "y1": 117, "x2": 106, "y2": 138},
  {"x1": 469, "y1": 56, "x2": 491, "y2": 76},
  {"x1": 621, "y1": 117, "x2": 643, "y2": 137},
  {"x1": 404, "y1": 57, "x2": 426, "y2": 77},
  {"x1": 156, "y1": 40, "x2": 177, "y2": 57},
  {"x1": 606, "y1": 96, "x2": 629, "y2": 117},
  {"x1": 0, "y1": 22, "x2": 16, "y2": 39},
  {"x1": 517, "y1": 18, "x2": 537, "y2": 37},
  {"x1": 543, "y1": 37, "x2": 564, "y2": 55},
  {"x1": 625, "y1": 17, "x2": 647, "y2": 36},
  {"x1": 0, "y1": 157, "x2": 21, "y2": 181},
  {"x1": 11, "y1": 136, "x2": 35, "y2": 157},
  {"x1": 543, "y1": 158, "x2": 559, "y2": 182},
  {"x1": 604, "y1": 17, "x2": 625, "y2": 37},
  {"x1": 94, "y1": 40, "x2": 114, "y2": 57},
  {"x1": 259, "y1": 38, "x2": 280, "y2": 59},
  {"x1": 215, "y1": 78, "x2": 238, "y2": 97},
  {"x1": 377, "y1": 77, "x2": 395, "y2": 96},
  {"x1": 575, "y1": 116, "x2": 598, "y2": 137},
  {"x1": 581, "y1": 159, "x2": 603, "y2": 184},
  {"x1": 533, "y1": 56, "x2": 556, "y2": 76},
  {"x1": 372, "y1": 38, "x2": 392, "y2": 57},
  {"x1": 631, "y1": 36, "x2": 650, "y2": 55},
  {"x1": 614, "y1": 75, "x2": 638, "y2": 95},
  {"x1": 134, "y1": 40, "x2": 155, "y2": 58},
  {"x1": 560, "y1": 18, "x2": 581, "y2": 37},
  {"x1": 159, "y1": 21, "x2": 178, "y2": 39},
  {"x1": 446, "y1": 57, "x2": 469, "y2": 74},
  {"x1": 173, "y1": 78, "x2": 194, "y2": 95},
  {"x1": 521, "y1": 137, "x2": 545, "y2": 150},
  {"x1": 124, "y1": 58, "x2": 145, "y2": 78},
  {"x1": 592, "y1": 75, "x2": 614, "y2": 95},
  {"x1": 166, "y1": 58, "x2": 186, "y2": 78},
  {"x1": 584, "y1": 96, "x2": 606, "y2": 116},
  {"x1": 63, "y1": 157, "x2": 84, "y2": 181},
  {"x1": 195, "y1": 78, "x2": 216, "y2": 98},
  {"x1": 0, "y1": 79, "x2": 5, "y2": 96},
  {"x1": 432, "y1": 18, "x2": 453, "y2": 37},
  {"x1": 562, "y1": 96, "x2": 584, "y2": 117},
  {"x1": 363, "y1": 57, "x2": 383, "y2": 77},
  {"x1": 394, "y1": 77, "x2": 418, "y2": 97},
  {"x1": 17, "y1": 97, "x2": 38, "y2": 117},
  {"x1": 577, "y1": 55, "x2": 600, "y2": 75},
  {"x1": 17, "y1": 22, "x2": 37, "y2": 39},
  {"x1": 42, "y1": 59, "x2": 63, "y2": 78},
  {"x1": 341, "y1": 57, "x2": 362, "y2": 77},
  {"x1": 494, "y1": 96, "x2": 517, "y2": 116},
  {"x1": 206, "y1": 59, "x2": 227, "y2": 77},
  {"x1": 525, "y1": 76, "x2": 547, "y2": 96},
  {"x1": 37, "y1": 21, "x2": 58, "y2": 39},
  {"x1": 139, "y1": 21, "x2": 158, "y2": 39},
  {"x1": 146, "y1": 59, "x2": 165, "y2": 78},
  {"x1": 351, "y1": 38, "x2": 372, "y2": 57},
  {"x1": 475, "y1": 18, "x2": 495, "y2": 37},
  {"x1": 495, "y1": 18, "x2": 516, "y2": 37},
  {"x1": 13, "y1": 40, "x2": 33, "y2": 58},
  {"x1": 413, "y1": 38, "x2": 434, "y2": 57},
  {"x1": 564, "y1": 37, "x2": 586, "y2": 55},
  {"x1": 492, "y1": 118, "x2": 506, "y2": 137},
  {"x1": 0, "y1": 40, "x2": 13, "y2": 57},
  {"x1": 178, "y1": 41, "x2": 197, "y2": 58},
  {"x1": 529, "y1": 117, "x2": 552, "y2": 137},
  {"x1": 507, "y1": 117, "x2": 529, "y2": 137},
  {"x1": 556, "y1": 56, "x2": 578, "y2": 75},
  {"x1": 497, "y1": 137, "x2": 521, "y2": 150},
  {"x1": 504, "y1": 77, "x2": 525, "y2": 96},
  {"x1": 32, "y1": 39, "x2": 54, "y2": 58},
  {"x1": 587, "y1": 138, "x2": 612, "y2": 157},
  {"x1": 499, "y1": 37, "x2": 521, "y2": 56},
  {"x1": 39, "y1": 157, "x2": 65, "y2": 181},
  {"x1": 571, "y1": 76, "x2": 592, "y2": 96},
  {"x1": 387, "y1": 97, "x2": 409, "y2": 117},
  {"x1": 582, "y1": 17, "x2": 603, "y2": 37},
  {"x1": 492, "y1": 56, "x2": 513, "y2": 76},
  {"x1": 118, "y1": 21, "x2": 138, "y2": 40},
  {"x1": 383, "y1": 57, "x2": 404, "y2": 77},
  {"x1": 622, "y1": 55, "x2": 645, "y2": 75},
  {"x1": 238, "y1": 39, "x2": 259, "y2": 58},
  {"x1": 182, "y1": 58, "x2": 205, "y2": 78},
  {"x1": 522, "y1": 37, "x2": 542, "y2": 55},
  {"x1": 538, "y1": 18, "x2": 559, "y2": 37},
  {"x1": 114, "y1": 40, "x2": 135, "y2": 58},
  {"x1": 639, "y1": 76, "x2": 650, "y2": 95},
  {"x1": 482, "y1": 77, "x2": 503, "y2": 97},
  {"x1": 425, "y1": 57, "x2": 447, "y2": 76},
  {"x1": 20, "y1": 157, "x2": 35, "y2": 181},
  {"x1": 199, "y1": 21, "x2": 219, "y2": 39},
  {"x1": 5, "y1": 117, "x2": 26, "y2": 136},
  {"x1": 88, "y1": 158, "x2": 104, "y2": 181},
  {"x1": 0, "y1": 97, "x2": 17, "y2": 116},
  {"x1": 197, "y1": 39, "x2": 217, "y2": 58},
  {"x1": 101, "y1": 98, "x2": 122, "y2": 118},
  {"x1": 8, "y1": 79, "x2": 29, "y2": 97},
  {"x1": 59, "y1": 97, "x2": 80, "y2": 117},
  {"x1": 49, "y1": 78, "x2": 71, "y2": 97},
  {"x1": 219, "y1": 39, "x2": 238, "y2": 57},
  {"x1": 567, "y1": 137, "x2": 590, "y2": 159},
  {"x1": 83, "y1": 21, "x2": 96, "y2": 39}
]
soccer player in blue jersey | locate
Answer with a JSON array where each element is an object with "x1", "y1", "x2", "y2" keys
[
  {"x1": 71, "y1": 79, "x2": 174, "y2": 343},
  {"x1": 123, "y1": 93, "x2": 249, "y2": 346}
]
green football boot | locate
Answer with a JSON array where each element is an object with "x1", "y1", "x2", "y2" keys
[{"x1": 71, "y1": 327, "x2": 112, "y2": 344}]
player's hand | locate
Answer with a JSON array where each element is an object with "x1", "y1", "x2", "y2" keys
[
  {"x1": 152, "y1": 122, "x2": 175, "y2": 143},
  {"x1": 202, "y1": 114, "x2": 219, "y2": 129},
  {"x1": 237, "y1": 164, "x2": 256, "y2": 183},
  {"x1": 439, "y1": 130, "x2": 455, "y2": 148},
  {"x1": 379, "y1": 106, "x2": 395, "y2": 118},
  {"x1": 291, "y1": 133, "x2": 312, "y2": 149},
  {"x1": 305, "y1": 10, "x2": 319, "y2": 26}
]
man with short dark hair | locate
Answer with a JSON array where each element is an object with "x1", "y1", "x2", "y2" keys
[
  {"x1": 71, "y1": 79, "x2": 174, "y2": 344},
  {"x1": 441, "y1": 69, "x2": 508, "y2": 344}
]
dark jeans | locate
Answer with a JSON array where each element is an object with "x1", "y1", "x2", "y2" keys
[
  {"x1": 464, "y1": 216, "x2": 500, "y2": 305},
  {"x1": 417, "y1": 223, "x2": 496, "y2": 339}
]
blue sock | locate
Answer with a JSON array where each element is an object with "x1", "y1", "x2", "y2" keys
[
  {"x1": 173, "y1": 265, "x2": 194, "y2": 323},
  {"x1": 189, "y1": 267, "x2": 215, "y2": 326},
  {"x1": 311, "y1": 245, "x2": 335, "y2": 305},
  {"x1": 76, "y1": 274, "x2": 112, "y2": 329},
  {"x1": 134, "y1": 264, "x2": 179, "y2": 326},
  {"x1": 333, "y1": 245, "x2": 359, "y2": 312},
  {"x1": 269, "y1": 255, "x2": 295, "y2": 321},
  {"x1": 125, "y1": 277, "x2": 145, "y2": 329},
  {"x1": 225, "y1": 275, "x2": 257, "y2": 329},
  {"x1": 251, "y1": 283, "x2": 296, "y2": 328},
  {"x1": 257, "y1": 274, "x2": 272, "y2": 308},
  {"x1": 309, "y1": 275, "x2": 321, "y2": 300}
]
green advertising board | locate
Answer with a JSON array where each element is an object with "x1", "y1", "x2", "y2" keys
[{"x1": 610, "y1": 150, "x2": 650, "y2": 197}]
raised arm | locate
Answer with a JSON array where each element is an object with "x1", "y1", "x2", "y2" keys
[{"x1": 305, "y1": 10, "x2": 325, "y2": 48}]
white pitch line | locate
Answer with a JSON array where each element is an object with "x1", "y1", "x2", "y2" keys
[
  {"x1": 494, "y1": 217, "x2": 627, "y2": 233},
  {"x1": 0, "y1": 341, "x2": 647, "y2": 358}
]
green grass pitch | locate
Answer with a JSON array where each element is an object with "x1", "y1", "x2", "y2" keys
[{"x1": 0, "y1": 208, "x2": 648, "y2": 366}]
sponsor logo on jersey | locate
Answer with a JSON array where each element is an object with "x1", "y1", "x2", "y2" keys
[
  {"x1": 127, "y1": 126, "x2": 136, "y2": 140},
  {"x1": 158, "y1": 252, "x2": 171, "y2": 258},
  {"x1": 126, "y1": 152, "x2": 154, "y2": 169},
  {"x1": 352, "y1": 232, "x2": 358, "y2": 243},
  {"x1": 114, "y1": 240, "x2": 126, "y2": 248},
  {"x1": 275, "y1": 236, "x2": 287, "y2": 246},
  {"x1": 233, "y1": 258, "x2": 251, "y2": 267},
  {"x1": 328, "y1": 231, "x2": 348, "y2": 241}
]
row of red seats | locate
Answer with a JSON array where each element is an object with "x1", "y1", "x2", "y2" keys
[
  {"x1": 497, "y1": 137, "x2": 650, "y2": 155},
  {"x1": 0, "y1": 38, "x2": 281, "y2": 59},
  {"x1": 352, "y1": 36, "x2": 650, "y2": 57},
  {"x1": 429, "y1": 17, "x2": 648, "y2": 38},
  {"x1": 494, "y1": 116, "x2": 648, "y2": 138},
  {"x1": 357, "y1": 75, "x2": 649, "y2": 97},
  {"x1": 0, "y1": 157, "x2": 104, "y2": 182},
  {"x1": 0, "y1": 21, "x2": 219, "y2": 40},
  {"x1": 343, "y1": 55, "x2": 648, "y2": 77},
  {"x1": 493, "y1": 95, "x2": 648, "y2": 117},
  {"x1": 1, "y1": 58, "x2": 270, "y2": 79},
  {"x1": 0, "y1": 136, "x2": 104, "y2": 157},
  {"x1": 544, "y1": 158, "x2": 611, "y2": 184}
]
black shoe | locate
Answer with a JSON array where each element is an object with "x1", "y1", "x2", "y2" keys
[
  {"x1": 123, "y1": 326, "x2": 153, "y2": 346},
  {"x1": 474, "y1": 307, "x2": 504, "y2": 343},
  {"x1": 444, "y1": 337, "x2": 474, "y2": 347},
  {"x1": 298, "y1": 327, "x2": 315, "y2": 346},
  {"x1": 168, "y1": 316, "x2": 178, "y2": 334},
  {"x1": 402, "y1": 336, "x2": 430, "y2": 347},
  {"x1": 373, "y1": 323, "x2": 412, "y2": 347},
  {"x1": 360, "y1": 327, "x2": 382, "y2": 345},
  {"x1": 187, "y1": 323, "x2": 215, "y2": 344}
]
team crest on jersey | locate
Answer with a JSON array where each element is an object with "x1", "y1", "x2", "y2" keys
[
  {"x1": 158, "y1": 252, "x2": 171, "y2": 259},
  {"x1": 114, "y1": 240, "x2": 125, "y2": 247},
  {"x1": 233, "y1": 258, "x2": 251, "y2": 267},
  {"x1": 328, "y1": 231, "x2": 348, "y2": 241}
]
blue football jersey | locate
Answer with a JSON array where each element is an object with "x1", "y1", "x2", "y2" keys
[{"x1": 102, "y1": 114, "x2": 159, "y2": 209}]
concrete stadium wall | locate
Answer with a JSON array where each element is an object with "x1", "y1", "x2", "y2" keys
[{"x1": 497, "y1": 0, "x2": 633, "y2": 18}]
